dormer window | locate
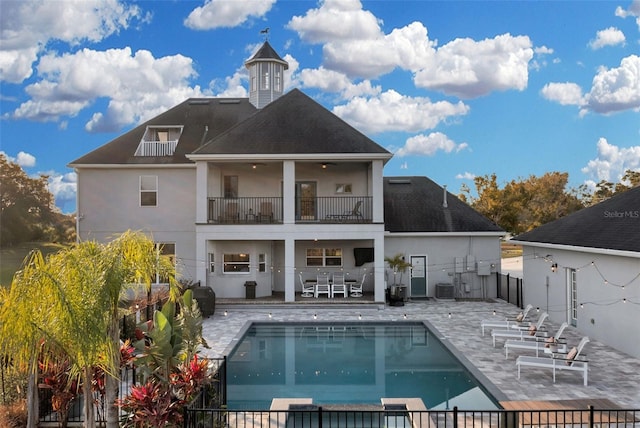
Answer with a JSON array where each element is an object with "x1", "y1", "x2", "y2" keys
[{"x1": 135, "y1": 126, "x2": 183, "y2": 156}]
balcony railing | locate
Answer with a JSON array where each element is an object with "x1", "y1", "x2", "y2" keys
[
  {"x1": 206, "y1": 196, "x2": 373, "y2": 224},
  {"x1": 135, "y1": 140, "x2": 178, "y2": 156}
]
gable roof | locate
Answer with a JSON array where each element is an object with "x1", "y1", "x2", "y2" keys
[
  {"x1": 383, "y1": 176, "x2": 504, "y2": 233},
  {"x1": 512, "y1": 186, "x2": 640, "y2": 253},
  {"x1": 192, "y1": 89, "x2": 391, "y2": 157},
  {"x1": 69, "y1": 98, "x2": 256, "y2": 166}
]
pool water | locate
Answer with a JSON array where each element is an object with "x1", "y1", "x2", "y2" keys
[{"x1": 226, "y1": 322, "x2": 500, "y2": 410}]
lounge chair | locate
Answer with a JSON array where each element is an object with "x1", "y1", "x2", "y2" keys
[
  {"x1": 504, "y1": 322, "x2": 568, "y2": 358},
  {"x1": 326, "y1": 200, "x2": 363, "y2": 222},
  {"x1": 258, "y1": 201, "x2": 273, "y2": 223},
  {"x1": 315, "y1": 274, "x2": 330, "y2": 298},
  {"x1": 299, "y1": 273, "x2": 314, "y2": 298},
  {"x1": 491, "y1": 312, "x2": 549, "y2": 347},
  {"x1": 516, "y1": 337, "x2": 590, "y2": 386},
  {"x1": 331, "y1": 273, "x2": 347, "y2": 298},
  {"x1": 481, "y1": 304, "x2": 533, "y2": 336},
  {"x1": 350, "y1": 273, "x2": 366, "y2": 297}
]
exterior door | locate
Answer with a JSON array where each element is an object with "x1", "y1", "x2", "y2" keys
[
  {"x1": 295, "y1": 181, "x2": 316, "y2": 220},
  {"x1": 410, "y1": 255, "x2": 427, "y2": 297}
]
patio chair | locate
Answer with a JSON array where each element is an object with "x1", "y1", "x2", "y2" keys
[
  {"x1": 327, "y1": 200, "x2": 364, "y2": 222},
  {"x1": 258, "y1": 201, "x2": 273, "y2": 223},
  {"x1": 516, "y1": 337, "x2": 590, "y2": 386},
  {"x1": 480, "y1": 304, "x2": 534, "y2": 335},
  {"x1": 350, "y1": 273, "x2": 366, "y2": 297},
  {"x1": 504, "y1": 322, "x2": 568, "y2": 358},
  {"x1": 299, "y1": 273, "x2": 314, "y2": 298},
  {"x1": 220, "y1": 202, "x2": 239, "y2": 223},
  {"x1": 491, "y1": 312, "x2": 549, "y2": 347},
  {"x1": 315, "y1": 274, "x2": 330, "y2": 298},
  {"x1": 331, "y1": 273, "x2": 347, "y2": 298}
]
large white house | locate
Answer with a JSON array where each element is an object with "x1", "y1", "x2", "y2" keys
[
  {"x1": 69, "y1": 42, "x2": 504, "y2": 303},
  {"x1": 511, "y1": 186, "x2": 640, "y2": 358}
]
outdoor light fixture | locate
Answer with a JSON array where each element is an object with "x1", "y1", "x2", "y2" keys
[{"x1": 551, "y1": 263, "x2": 558, "y2": 273}]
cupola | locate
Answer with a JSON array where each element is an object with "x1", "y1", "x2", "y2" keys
[{"x1": 244, "y1": 41, "x2": 289, "y2": 109}]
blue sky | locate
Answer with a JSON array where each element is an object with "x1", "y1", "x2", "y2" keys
[{"x1": 1, "y1": 0, "x2": 639, "y2": 214}]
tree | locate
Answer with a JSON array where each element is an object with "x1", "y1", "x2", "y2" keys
[
  {"x1": 460, "y1": 172, "x2": 583, "y2": 234},
  {"x1": 384, "y1": 254, "x2": 412, "y2": 286},
  {"x1": 0, "y1": 231, "x2": 179, "y2": 428},
  {"x1": 0, "y1": 153, "x2": 75, "y2": 246},
  {"x1": 582, "y1": 169, "x2": 640, "y2": 206}
]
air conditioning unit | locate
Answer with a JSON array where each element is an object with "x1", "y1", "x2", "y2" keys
[{"x1": 435, "y1": 283, "x2": 454, "y2": 299}]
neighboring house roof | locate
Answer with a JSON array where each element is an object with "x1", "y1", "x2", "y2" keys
[
  {"x1": 512, "y1": 186, "x2": 640, "y2": 253},
  {"x1": 383, "y1": 176, "x2": 504, "y2": 233},
  {"x1": 192, "y1": 89, "x2": 391, "y2": 157},
  {"x1": 68, "y1": 98, "x2": 257, "y2": 166}
]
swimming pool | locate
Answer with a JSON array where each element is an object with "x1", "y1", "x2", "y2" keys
[{"x1": 225, "y1": 321, "x2": 502, "y2": 410}]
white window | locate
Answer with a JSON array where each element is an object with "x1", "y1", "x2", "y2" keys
[
  {"x1": 306, "y1": 248, "x2": 342, "y2": 267},
  {"x1": 224, "y1": 253, "x2": 250, "y2": 274},
  {"x1": 209, "y1": 253, "x2": 215, "y2": 273},
  {"x1": 140, "y1": 175, "x2": 157, "y2": 206},
  {"x1": 274, "y1": 70, "x2": 281, "y2": 91},
  {"x1": 335, "y1": 184, "x2": 352, "y2": 194},
  {"x1": 261, "y1": 63, "x2": 269, "y2": 90},
  {"x1": 568, "y1": 268, "x2": 578, "y2": 327},
  {"x1": 258, "y1": 253, "x2": 266, "y2": 272}
]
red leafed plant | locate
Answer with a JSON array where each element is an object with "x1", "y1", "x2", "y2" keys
[
  {"x1": 38, "y1": 356, "x2": 80, "y2": 428},
  {"x1": 170, "y1": 355, "x2": 210, "y2": 402},
  {"x1": 118, "y1": 379, "x2": 183, "y2": 427}
]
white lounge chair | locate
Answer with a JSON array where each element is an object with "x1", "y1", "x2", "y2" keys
[
  {"x1": 491, "y1": 312, "x2": 549, "y2": 346},
  {"x1": 315, "y1": 274, "x2": 330, "y2": 298},
  {"x1": 350, "y1": 273, "x2": 366, "y2": 297},
  {"x1": 480, "y1": 304, "x2": 534, "y2": 336},
  {"x1": 299, "y1": 273, "x2": 314, "y2": 298},
  {"x1": 516, "y1": 337, "x2": 590, "y2": 386},
  {"x1": 331, "y1": 273, "x2": 347, "y2": 298},
  {"x1": 504, "y1": 322, "x2": 568, "y2": 358}
]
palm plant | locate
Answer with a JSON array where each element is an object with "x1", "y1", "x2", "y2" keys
[{"x1": 384, "y1": 253, "x2": 412, "y2": 286}]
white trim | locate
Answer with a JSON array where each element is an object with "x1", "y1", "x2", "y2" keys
[
  {"x1": 69, "y1": 163, "x2": 195, "y2": 169},
  {"x1": 186, "y1": 153, "x2": 393, "y2": 162},
  {"x1": 511, "y1": 240, "x2": 640, "y2": 259},
  {"x1": 386, "y1": 231, "x2": 505, "y2": 237}
]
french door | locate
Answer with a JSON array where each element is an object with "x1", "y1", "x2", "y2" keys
[{"x1": 295, "y1": 181, "x2": 316, "y2": 220}]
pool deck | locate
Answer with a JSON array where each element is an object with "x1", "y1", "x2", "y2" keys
[{"x1": 200, "y1": 298, "x2": 640, "y2": 409}]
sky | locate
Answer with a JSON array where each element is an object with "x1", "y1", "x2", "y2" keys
[{"x1": 1, "y1": 0, "x2": 639, "y2": 214}]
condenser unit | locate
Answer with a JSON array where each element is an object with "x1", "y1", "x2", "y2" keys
[{"x1": 435, "y1": 283, "x2": 454, "y2": 299}]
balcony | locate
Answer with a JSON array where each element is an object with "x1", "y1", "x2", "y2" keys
[{"x1": 207, "y1": 196, "x2": 372, "y2": 224}]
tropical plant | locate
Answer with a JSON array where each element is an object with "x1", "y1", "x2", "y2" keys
[{"x1": 384, "y1": 254, "x2": 412, "y2": 286}]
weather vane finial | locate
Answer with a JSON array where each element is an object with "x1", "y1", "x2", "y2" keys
[{"x1": 260, "y1": 27, "x2": 270, "y2": 41}]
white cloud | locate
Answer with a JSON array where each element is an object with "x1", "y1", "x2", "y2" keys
[
  {"x1": 581, "y1": 138, "x2": 640, "y2": 183},
  {"x1": 585, "y1": 55, "x2": 640, "y2": 114},
  {"x1": 588, "y1": 27, "x2": 626, "y2": 50},
  {"x1": 7, "y1": 47, "x2": 205, "y2": 132},
  {"x1": 540, "y1": 82, "x2": 586, "y2": 106},
  {"x1": 47, "y1": 171, "x2": 78, "y2": 213},
  {"x1": 456, "y1": 172, "x2": 476, "y2": 180},
  {"x1": 185, "y1": 0, "x2": 276, "y2": 30},
  {"x1": 0, "y1": 0, "x2": 143, "y2": 83},
  {"x1": 287, "y1": 0, "x2": 383, "y2": 44},
  {"x1": 615, "y1": 0, "x2": 640, "y2": 31},
  {"x1": 396, "y1": 132, "x2": 469, "y2": 157},
  {"x1": 0, "y1": 150, "x2": 36, "y2": 168},
  {"x1": 298, "y1": 67, "x2": 381, "y2": 99},
  {"x1": 332, "y1": 90, "x2": 469, "y2": 134},
  {"x1": 414, "y1": 34, "x2": 533, "y2": 98},
  {"x1": 542, "y1": 55, "x2": 640, "y2": 115},
  {"x1": 289, "y1": 2, "x2": 533, "y2": 98}
]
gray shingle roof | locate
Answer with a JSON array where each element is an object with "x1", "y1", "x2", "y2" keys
[
  {"x1": 193, "y1": 89, "x2": 391, "y2": 156},
  {"x1": 69, "y1": 98, "x2": 256, "y2": 165},
  {"x1": 383, "y1": 176, "x2": 504, "y2": 233},
  {"x1": 246, "y1": 41, "x2": 288, "y2": 68},
  {"x1": 512, "y1": 186, "x2": 640, "y2": 253}
]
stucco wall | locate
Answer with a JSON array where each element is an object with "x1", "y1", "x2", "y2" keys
[
  {"x1": 384, "y1": 235, "x2": 502, "y2": 299},
  {"x1": 521, "y1": 246, "x2": 640, "y2": 359}
]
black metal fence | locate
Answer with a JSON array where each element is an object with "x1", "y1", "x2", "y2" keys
[
  {"x1": 183, "y1": 406, "x2": 640, "y2": 428},
  {"x1": 497, "y1": 273, "x2": 523, "y2": 308}
]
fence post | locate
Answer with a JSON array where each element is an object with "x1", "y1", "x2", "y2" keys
[
  {"x1": 453, "y1": 406, "x2": 458, "y2": 428},
  {"x1": 318, "y1": 406, "x2": 323, "y2": 428},
  {"x1": 506, "y1": 274, "x2": 511, "y2": 305},
  {"x1": 588, "y1": 405, "x2": 594, "y2": 428}
]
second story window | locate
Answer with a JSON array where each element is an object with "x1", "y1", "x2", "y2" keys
[
  {"x1": 224, "y1": 176, "x2": 238, "y2": 198},
  {"x1": 140, "y1": 175, "x2": 157, "y2": 206},
  {"x1": 261, "y1": 63, "x2": 269, "y2": 90}
]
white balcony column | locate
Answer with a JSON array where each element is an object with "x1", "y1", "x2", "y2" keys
[
  {"x1": 282, "y1": 160, "x2": 295, "y2": 224},
  {"x1": 371, "y1": 160, "x2": 384, "y2": 223},
  {"x1": 374, "y1": 233, "x2": 386, "y2": 302},
  {"x1": 284, "y1": 238, "x2": 295, "y2": 302},
  {"x1": 195, "y1": 161, "x2": 208, "y2": 223}
]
